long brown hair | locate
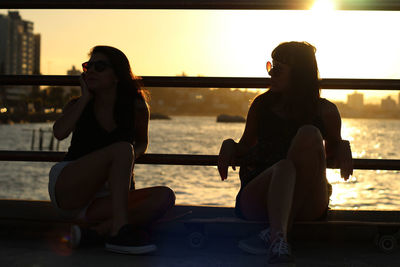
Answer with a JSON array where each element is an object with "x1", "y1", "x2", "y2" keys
[
  {"x1": 89, "y1": 45, "x2": 148, "y2": 132},
  {"x1": 271, "y1": 41, "x2": 320, "y2": 123}
]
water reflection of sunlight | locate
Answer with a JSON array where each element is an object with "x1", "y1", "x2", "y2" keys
[
  {"x1": 327, "y1": 168, "x2": 359, "y2": 209},
  {"x1": 353, "y1": 150, "x2": 366, "y2": 158},
  {"x1": 326, "y1": 169, "x2": 357, "y2": 184},
  {"x1": 330, "y1": 184, "x2": 359, "y2": 208},
  {"x1": 340, "y1": 120, "x2": 355, "y2": 142},
  {"x1": 326, "y1": 169, "x2": 342, "y2": 184}
]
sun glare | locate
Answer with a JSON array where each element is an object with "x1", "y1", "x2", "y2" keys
[{"x1": 311, "y1": 0, "x2": 336, "y2": 11}]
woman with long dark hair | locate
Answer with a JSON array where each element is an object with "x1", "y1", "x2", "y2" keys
[
  {"x1": 218, "y1": 41, "x2": 352, "y2": 265},
  {"x1": 49, "y1": 46, "x2": 175, "y2": 254}
]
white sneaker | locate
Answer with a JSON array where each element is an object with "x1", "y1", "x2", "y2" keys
[
  {"x1": 238, "y1": 228, "x2": 271, "y2": 255},
  {"x1": 69, "y1": 225, "x2": 82, "y2": 248},
  {"x1": 267, "y1": 232, "x2": 295, "y2": 266},
  {"x1": 68, "y1": 224, "x2": 104, "y2": 249}
]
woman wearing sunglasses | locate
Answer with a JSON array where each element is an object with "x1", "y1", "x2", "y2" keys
[
  {"x1": 218, "y1": 41, "x2": 352, "y2": 265},
  {"x1": 49, "y1": 46, "x2": 175, "y2": 254}
]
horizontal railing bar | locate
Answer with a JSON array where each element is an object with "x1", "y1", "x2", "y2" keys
[
  {"x1": 0, "y1": 151, "x2": 399, "y2": 170},
  {"x1": 1, "y1": 0, "x2": 400, "y2": 11},
  {"x1": 1, "y1": 75, "x2": 400, "y2": 90}
]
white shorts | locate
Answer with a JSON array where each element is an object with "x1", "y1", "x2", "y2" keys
[{"x1": 48, "y1": 161, "x2": 110, "y2": 220}]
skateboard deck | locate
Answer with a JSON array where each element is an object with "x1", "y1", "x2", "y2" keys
[{"x1": 182, "y1": 217, "x2": 400, "y2": 253}]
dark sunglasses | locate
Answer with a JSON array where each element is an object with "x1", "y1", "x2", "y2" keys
[{"x1": 82, "y1": 60, "x2": 111, "y2": 73}]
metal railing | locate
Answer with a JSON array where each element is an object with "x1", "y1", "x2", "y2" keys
[
  {"x1": 1, "y1": 75, "x2": 400, "y2": 171},
  {"x1": 1, "y1": 75, "x2": 400, "y2": 90},
  {"x1": 0, "y1": 150, "x2": 400, "y2": 171}
]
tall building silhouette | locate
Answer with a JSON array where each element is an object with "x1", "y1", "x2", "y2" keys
[
  {"x1": 0, "y1": 11, "x2": 41, "y2": 110},
  {"x1": 64, "y1": 65, "x2": 81, "y2": 97},
  {"x1": 381, "y1": 96, "x2": 397, "y2": 111},
  {"x1": 347, "y1": 91, "x2": 364, "y2": 110},
  {"x1": 0, "y1": 11, "x2": 40, "y2": 75},
  {"x1": 398, "y1": 92, "x2": 400, "y2": 108}
]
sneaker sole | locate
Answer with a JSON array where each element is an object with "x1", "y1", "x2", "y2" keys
[
  {"x1": 105, "y1": 243, "x2": 157, "y2": 255},
  {"x1": 68, "y1": 225, "x2": 81, "y2": 249},
  {"x1": 238, "y1": 240, "x2": 268, "y2": 255},
  {"x1": 267, "y1": 262, "x2": 296, "y2": 267}
]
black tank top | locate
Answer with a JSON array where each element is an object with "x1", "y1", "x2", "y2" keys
[
  {"x1": 64, "y1": 100, "x2": 135, "y2": 161},
  {"x1": 239, "y1": 93, "x2": 327, "y2": 188}
]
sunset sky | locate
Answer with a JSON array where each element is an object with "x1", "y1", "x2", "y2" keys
[{"x1": 1, "y1": 4, "x2": 400, "y2": 103}]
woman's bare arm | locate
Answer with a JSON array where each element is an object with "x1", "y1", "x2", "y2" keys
[
  {"x1": 218, "y1": 97, "x2": 259, "y2": 180},
  {"x1": 53, "y1": 76, "x2": 92, "y2": 140},
  {"x1": 52, "y1": 97, "x2": 89, "y2": 140},
  {"x1": 133, "y1": 98, "x2": 149, "y2": 159},
  {"x1": 322, "y1": 100, "x2": 353, "y2": 180}
]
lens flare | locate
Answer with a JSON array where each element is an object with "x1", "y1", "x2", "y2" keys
[
  {"x1": 61, "y1": 234, "x2": 70, "y2": 243},
  {"x1": 311, "y1": 0, "x2": 336, "y2": 11},
  {"x1": 45, "y1": 229, "x2": 73, "y2": 256}
]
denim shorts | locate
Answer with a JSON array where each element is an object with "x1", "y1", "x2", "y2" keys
[{"x1": 234, "y1": 170, "x2": 331, "y2": 221}]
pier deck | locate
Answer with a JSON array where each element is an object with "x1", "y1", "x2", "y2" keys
[
  {"x1": 2, "y1": 230, "x2": 399, "y2": 267},
  {"x1": 1, "y1": 200, "x2": 400, "y2": 267}
]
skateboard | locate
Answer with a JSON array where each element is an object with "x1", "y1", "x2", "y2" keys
[
  {"x1": 183, "y1": 217, "x2": 267, "y2": 248},
  {"x1": 183, "y1": 217, "x2": 400, "y2": 253},
  {"x1": 296, "y1": 220, "x2": 400, "y2": 253}
]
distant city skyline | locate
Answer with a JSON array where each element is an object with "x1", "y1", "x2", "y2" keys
[
  {"x1": 344, "y1": 91, "x2": 400, "y2": 107},
  {"x1": 321, "y1": 89, "x2": 399, "y2": 105},
  {"x1": 1, "y1": 9, "x2": 400, "y2": 104}
]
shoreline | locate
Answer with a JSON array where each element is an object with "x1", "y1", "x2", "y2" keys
[{"x1": 2, "y1": 114, "x2": 400, "y2": 124}]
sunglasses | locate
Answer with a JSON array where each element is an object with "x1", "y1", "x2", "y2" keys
[
  {"x1": 266, "y1": 60, "x2": 286, "y2": 76},
  {"x1": 266, "y1": 61, "x2": 273, "y2": 74},
  {"x1": 82, "y1": 60, "x2": 111, "y2": 73}
]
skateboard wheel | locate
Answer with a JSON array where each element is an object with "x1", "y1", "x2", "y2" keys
[
  {"x1": 373, "y1": 234, "x2": 380, "y2": 246},
  {"x1": 378, "y1": 235, "x2": 397, "y2": 253},
  {"x1": 188, "y1": 231, "x2": 206, "y2": 248}
]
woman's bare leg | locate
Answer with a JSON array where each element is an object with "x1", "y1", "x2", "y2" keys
[
  {"x1": 287, "y1": 125, "x2": 329, "y2": 223},
  {"x1": 56, "y1": 142, "x2": 135, "y2": 235},
  {"x1": 239, "y1": 159, "x2": 296, "y2": 241},
  {"x1": 86, "y1": 186, "x2": 175, "y2": 235},
  {"x1": 239, "y1": 125, "x2": 328, "y2": 241}
]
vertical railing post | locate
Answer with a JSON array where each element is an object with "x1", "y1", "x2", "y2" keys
[
  {"x1": 48, "y1": 132, "x2": 54, "y2": 151},
  {"x1": 30, "y1": 129, "x2": 35, "y2": 150},
  {"x1": 39, "y1": 128, "x2": 43, "y2": 151}
]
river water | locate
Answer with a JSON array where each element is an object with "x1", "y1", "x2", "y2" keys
[{"x1": 0, "y1": 116, "x2": 400, "y2": 210}]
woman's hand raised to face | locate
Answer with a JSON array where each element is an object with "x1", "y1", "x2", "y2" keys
[
  {"x1": 217, "y1": 139, "x2": 237, "y2": 181},
  {"x1": 79, "y1": 74, "x2": 93, "y2": 102}
]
